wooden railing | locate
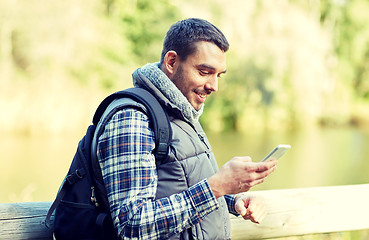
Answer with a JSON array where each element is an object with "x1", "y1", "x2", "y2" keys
[{"x1": 1, "y1": 184, "x2": 369, "y2": 240}]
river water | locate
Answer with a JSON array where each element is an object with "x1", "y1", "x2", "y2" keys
[
  {"x1": 1, "y1": 126, "x2": 369, "y2": 203},
  {"x1": 208, "y1": 126, "x2": 369, "y2": 191}
]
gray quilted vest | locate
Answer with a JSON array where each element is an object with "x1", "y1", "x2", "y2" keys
[{"x1": 156, "y1": 117, "x2": 231, "y2": 240}]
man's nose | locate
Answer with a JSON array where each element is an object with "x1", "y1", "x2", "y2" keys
[{"x1": 205, "y1": 76, "x2": 218, "y2": 92}]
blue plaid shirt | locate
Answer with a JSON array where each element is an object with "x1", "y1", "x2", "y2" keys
[{"x1": 97, "y1": 108, "x2": 237, "y2": 239}]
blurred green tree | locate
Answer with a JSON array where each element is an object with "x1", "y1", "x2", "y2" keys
[
  {"x1": 103, "y1": 0, "x2": 180, "y2": 64},
  {"x1": 320, "y1": 0, "x2": 369, "y2": 99}
]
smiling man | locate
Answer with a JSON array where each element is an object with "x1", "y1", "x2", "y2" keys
[{"x1": 97, "y1": 18, "x2": 277, "y2": 240}]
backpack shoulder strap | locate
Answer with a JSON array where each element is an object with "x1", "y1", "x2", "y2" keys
[
  {"x1": 89, "y1": 87, "x2": 172, "y2": 215},
  {"x1": 92, "y1": 87, "x2": 172, "y2": 162}
]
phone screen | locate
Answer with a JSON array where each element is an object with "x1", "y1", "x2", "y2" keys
[{"x1": 261, "y1": 144, "x2": 291, "y2": 162}]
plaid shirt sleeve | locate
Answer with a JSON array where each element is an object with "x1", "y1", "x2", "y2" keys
[
  {"x1": 224, "y1": 194, "x2": 238, "y2": 215},
  {"x1": 97, "y1": 108, "x2": 220, "y2": 240}
]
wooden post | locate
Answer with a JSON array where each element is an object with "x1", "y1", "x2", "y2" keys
[{"x1": 0, "y1": 184, "x2": 369, "y2": 239}]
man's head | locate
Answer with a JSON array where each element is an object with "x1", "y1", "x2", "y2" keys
[
  {"x1": 160, "y1": 18, "x2": 229, "y2": 66},
  {"x1": 160, "y1": 18, "x2": 229, "y2": 111}
]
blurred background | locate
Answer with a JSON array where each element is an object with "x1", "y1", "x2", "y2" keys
[{"x1": 1, "y1": 0, "x2": 369, "y2": 239}]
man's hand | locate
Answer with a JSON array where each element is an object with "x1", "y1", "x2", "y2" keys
[
  {"x1": 234, "y1": 194, "x2": 267, "y2": 224},
  {"x1": 207, "y1": 157, "x2": 277, "y2": 198}
]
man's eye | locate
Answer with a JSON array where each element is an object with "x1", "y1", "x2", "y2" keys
[{"x1": 199, "y1": 70, "x2": 209, "y2": 75}]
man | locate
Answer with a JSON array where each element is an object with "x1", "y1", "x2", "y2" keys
[{"x1": 97, "y1": 18, "x2": 277, "y2": 239}]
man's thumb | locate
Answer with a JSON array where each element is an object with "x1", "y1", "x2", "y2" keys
[{"x1": 235, "y1": 200, "x2": 247, "y2": 216}]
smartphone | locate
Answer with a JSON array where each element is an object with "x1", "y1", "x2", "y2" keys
[{"x1": 261, "y1": 144, "x2": 291, "y2": 162}]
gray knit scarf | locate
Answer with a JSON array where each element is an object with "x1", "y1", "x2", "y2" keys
[{"x1": 135, "y1": 62, "x2": 204, "y2": 123}]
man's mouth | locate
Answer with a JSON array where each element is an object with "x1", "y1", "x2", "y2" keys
[
  {"x1": 195, "y1": 90, "x2": 208, "y2": 104},
  {"x1": 198, "y1": 93, "x2": 207, "y2": 99}
]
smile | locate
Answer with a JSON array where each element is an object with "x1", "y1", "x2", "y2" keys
[
  {"x1": 198, "y1": 93, "x2": 207, "y2": 99},
  {"x1": 195, "y1": 91, "x2": 207, "y2": 104}
]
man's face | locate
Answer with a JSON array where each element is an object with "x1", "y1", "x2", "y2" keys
[{"x1": 170, "y1": 41, "x2": 227, "y2": 111}]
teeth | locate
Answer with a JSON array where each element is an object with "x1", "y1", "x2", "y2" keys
[{"x1": 199, "y1": 94, "x2": 206, "y2": 98}]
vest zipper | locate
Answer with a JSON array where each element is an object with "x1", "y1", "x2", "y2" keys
[{"x1": 198, "y1": 134, "x2": 209, "y2": 149}]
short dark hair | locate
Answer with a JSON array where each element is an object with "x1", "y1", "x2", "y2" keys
[{"x1": 160, "y1": 18, "x2": 229, "y2": 65}]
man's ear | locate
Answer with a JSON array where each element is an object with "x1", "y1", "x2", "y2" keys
[{"x1": 163, "y1": 51, "x2": 178, "y2": 75}]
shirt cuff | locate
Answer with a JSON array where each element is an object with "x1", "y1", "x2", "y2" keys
[
  {"x1": 224, "y1": 194, "x2": 239, "y2": 216},
  {"x1": 185, "y1": 179, "x2": 219, "y2": 219}
]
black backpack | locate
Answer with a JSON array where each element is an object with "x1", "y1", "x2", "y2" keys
[{"x1": 45, "y1": 87, "x2": 172, "y2": 240}]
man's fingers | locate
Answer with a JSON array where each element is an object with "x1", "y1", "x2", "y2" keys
[
  {"x1": 256, "y1": 160, "x2": 278, "y2": 172},
  {"x1": 251, "y1": 207, "x2": 267, "y2": 223},
  {"x1": 240, "y1": 197, "x2": 267, "y2": 223},
  {"x1": 234, "y1": 198, "x2": 249, "y2": 216},
  {"x1": 246, "y1": 166, "x2": 276, "y2": 186},
  {"x1": 241, "y1": 159, "x2": 278, "y2": 173}
]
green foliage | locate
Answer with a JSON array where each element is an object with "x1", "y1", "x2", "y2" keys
[
  {"x1": 0, "y1": 0, "x2": 181, "y2": 134},
  {"x1": 2, "y1": 0, "x2": 369, "y2": 134},
  {"x1": 201, "y1": 1, "x2": 337, "y2": 132},
  {"x1": 201, "y1": 0, "x2": 369, "y2": 132},
  {"x1": 104, "y1": 0, "x2": 180, "y2": 64},
  {"x1": 320, "y1": 0, "x2": 369, "y2": 99}
]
